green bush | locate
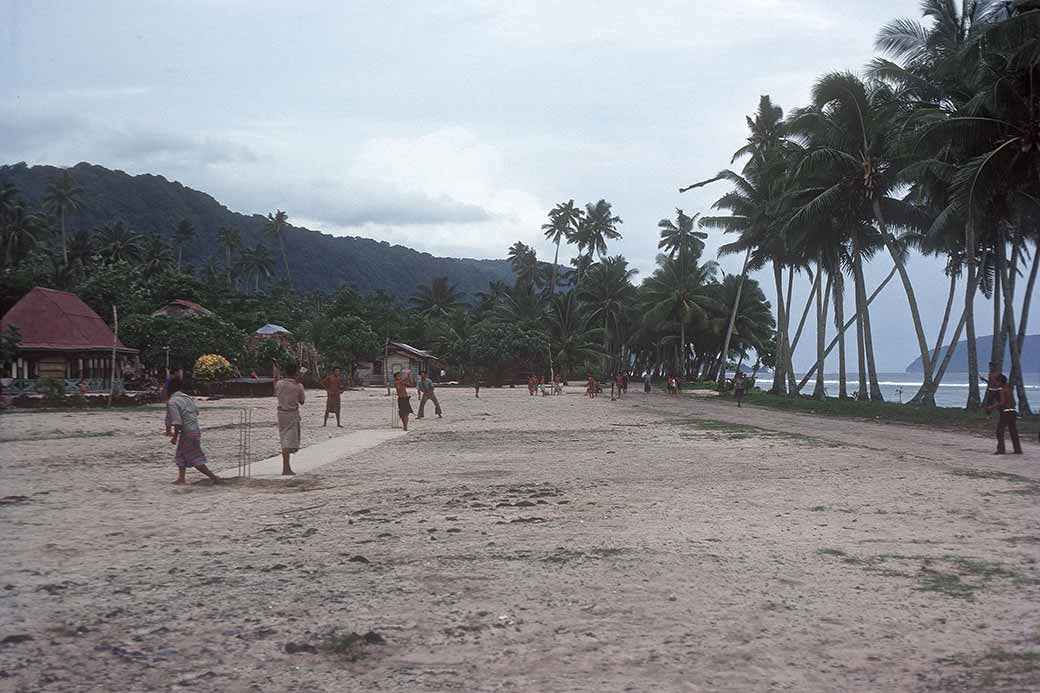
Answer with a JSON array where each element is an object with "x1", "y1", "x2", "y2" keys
[{"x1": 36, "y1": 377, "x2": 67, "y2": 399}]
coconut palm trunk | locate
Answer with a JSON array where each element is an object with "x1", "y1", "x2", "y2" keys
[
  {"x1": 999, "y1": 247, "x2": 1029, "y2": 414},
  {"x1": 60, "y1": 207, "x2": 68, "y2": 265},
  {"x1": 833, "y1": 272, "x2": 847, "y2": 398},
  {"x1": 957, "y1": 219, "x2": 983, "y2": 409},
  {"x1": 990, "y1": 255, "x2": 998, "y2": 372},
  {"x1": 279, "y1": 235, "x2": 291, "y2": 286},
  {"x1": 787, "y1": 270, "x2": 821, "y2": 395},
  {"x1": 717, "y1": 247, "x2": 752, "y2": 384},
  {"x1": 784, "y1": 268, "x2": 798, "y2": 394},
  {"x1": 853, "y1": 252, "x2": 883, "y2": 401},
  {"x1": 812, "y1": 261, "x2": 827, "y2": 399},
  {"x1": 873, "y1": 200, "x2": 934, "y2": 405},
  {"x1": 770, "y1": 260, "x2": 788, "y2": 394},
  {"x1": 930, "y1": 274, "x2": 958, "y2": 371}
]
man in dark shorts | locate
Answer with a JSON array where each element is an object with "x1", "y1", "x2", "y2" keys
[
  {"x1": 987, "y1": 373, "x2": 1022, "y2": 454},
  {"x1": 394, "y1": 371, "x2": 413, "y2": 431}
]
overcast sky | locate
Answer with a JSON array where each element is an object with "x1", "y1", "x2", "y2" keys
[{"x1": 2, "y1": 0, "x2": 1033, "y2": 372}]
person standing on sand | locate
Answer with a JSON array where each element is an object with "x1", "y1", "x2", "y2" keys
[
  {"x1": 166, "y1": 376, "x2": 221, "y2": 485},
  {"x1": 320, "y1": 366, "x2": 343, "y2": 428},
  {"x1": 615, "y1": 372, "x2": 625, "y2": 400},
  {"x1": 416, "y1": 370, "x2": 442, "y2": 419},
  {"x1": 733, "y1": 371, "x2": 747, "y2": 408},
  {"x1": 394, "y1": 371, "x2": 413, "y2": 430},
  {"x1": 274, "y1": 363, "x2": 305, "y2": 475},
  {"x1": 987, "y1": 374, "x2": 1022, "y2": 455},
  {"x1": 643, "y1": 371, "x2": 652, "y2": 393},
  {"x1": 586, "y1": 373, "x2": 597, "y2": 399}
]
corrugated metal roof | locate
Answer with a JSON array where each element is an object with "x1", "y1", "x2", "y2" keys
[
  {"x1": 256, "y1": 323, "x2": 291, "y2": 335},
  {"x1": 1, "y1": 287, "x2": 137, "y2": 353}
]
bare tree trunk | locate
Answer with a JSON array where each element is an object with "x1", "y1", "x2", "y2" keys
[
  {"x1": 874, "y1": 200, "x2": 933, "y2": 404},
  {"x1": 1015, "y1": 242, "x2": 1039, "y2": 412},
  {"x1": 834, "y1": 272, "x2": 848, "y2": 398},
  {"x1": 717, "y1": 247, "x2": 751, "y2": 384}
]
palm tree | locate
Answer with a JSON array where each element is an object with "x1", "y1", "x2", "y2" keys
[
  {"x1": 141, "y1": 235, "x2": 174, "y2": 274},
  {"x1": 236, "y1": 243, "x2": 275, "y2": 293},
  {"x1": 640, "y1": 254, "x2": 719, "y2": 377},
  {"x1": 66, "y1": 229, "x2": 95, "y2": 268},
  {"x1": 579, "y1": 255, "x2": 638, "y2": 370},
  {"x1": 174, "y1": 219, "x2": 195, "y2": 271},
  {"x1": 872, "y1": 0, "x2": 1010, "y2": 409},
  {"x1": 265, "y1": 210, "x2": 291, "y2": 285},
  {"x1": 687, "y1": 95, "x2": 795, "y2": 389},
  {"x1": 493, "y1": 282, "x2": 549, "y2": 333},
  {"x1": 2, "y1": 204, "x2": 43, "y2": 266},
  {"x1": 578, "y1": 199, "x2": 623, "y2": 263},
  {"x1": 411, "y1": 277, "x2": 464, "y2": 319},
  {"x1": 507, "y1": 241, "x2": 539, "y2": 288},
  {"x1": 542, "y1": 200, "x2": 582, "y2": 295},
  {"x1": 788, "y1": 72, "x2": 937, "y2": 404},
  {"x1": 547, "y1": 291, "x2": 604, "y2": 379},
  {"x1": 217, "y1": 225, "x2": 241, "y2": 284},
  {"x1": 95, "y1": 222, "x2": 143, "y2": 264},
  {"x1": 658, "y1": 209, "x2": 707, "y2": 261},
  {"x1": 42, "y1": 170, "x2": 83, "y2": 265}
]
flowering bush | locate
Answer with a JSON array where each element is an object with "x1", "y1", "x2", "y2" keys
[{"x1": 193, "y1": 354, "x2": 234, "y2": 382}]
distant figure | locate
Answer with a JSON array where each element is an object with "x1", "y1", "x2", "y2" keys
[
  {"x1": 274, "y1": 363, "x2": 306, "y2": 475},
  {"x1": 473, "y1": 374, "x2": 481, "y2": 399},
  {"x1": 394, "y1": 371, "x2": 413, "y2": 431},
  {"x1": 987, "y1": 374, "x2": 1022, "y2": 455},
  {"x1": 77, "y1": 379, "x2": 88, "y2": 396},
  {"x1": 321, "y1": 366, "x2": 343, "y2": 427},
  {"x1": 166, "y1": 376, "x2": 221, "y2": 485},
  {"x1": 417, "y1": 370, "x2": 442, "y2": 419},
  {"x1": 528, "y1": 373, "x2": 538, "y2": 396},
  {"x1": 733, "y1": 371, "x2": 747, "y2": 408},
  {"x1": 668, "y1": 375, "x2": 678, "y2": 395},
  {"x1": 643, "y1": 371, "x2": 652, "y2": 393},
  {"x1": 615, "y1": 372, "x2": 625, "y2": 400},
  {"x1": 622, "y1": 372, "x2": 629, "y2": 395},
  {"x1": 586, "y1": 374, "x2": 597, "y2": 399}
]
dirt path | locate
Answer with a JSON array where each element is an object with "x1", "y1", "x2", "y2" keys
[{"x1": 1, "y1": 387, "x2": 1038, "y2": 691}]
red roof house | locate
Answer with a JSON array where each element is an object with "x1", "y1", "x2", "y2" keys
[{"x1": 1, "y1": 287, "x2": 137, "y2": 391}]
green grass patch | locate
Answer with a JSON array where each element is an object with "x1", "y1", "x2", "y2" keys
[
  {"x1": 740, "y1": 391, "x2": 1040, "y2": 437},
  {"x1": 684, "y1": 418, "x2": 843, "y2": 447},
  {"x1": 816, "y1": 549, "x2": 1027, "y2": 600}
]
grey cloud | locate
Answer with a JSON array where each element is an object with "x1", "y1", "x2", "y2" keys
[{"x1": 104, "y1": 130, "x2": 259, "y2": 165}]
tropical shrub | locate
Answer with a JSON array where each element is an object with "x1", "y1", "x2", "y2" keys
[{"x1": 193, "y1": 354, "x2": 233, "y2": 382}]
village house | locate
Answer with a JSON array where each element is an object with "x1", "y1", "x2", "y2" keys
[
  {"x1": 0, "y1": 287, "x2": 138, "y2": 395},
  {"x1": 355, "y1": 341, "x2": 439, "y2": 386}
]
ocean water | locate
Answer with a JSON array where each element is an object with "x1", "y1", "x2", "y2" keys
[{"x1": 796, "y1": 372, "x2": 1040, "y2": 409}]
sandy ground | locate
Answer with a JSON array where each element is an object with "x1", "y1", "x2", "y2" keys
[{"x1": 1, "y1": 385, "x2": 1038, "y2": 692}]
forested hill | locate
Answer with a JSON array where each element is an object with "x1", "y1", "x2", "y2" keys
[
  {"x1": 905, "y1": 335, "x2": 1040, "y2": 373},
  {"x1": 0, "y1": 162, "x2": 514, "y2": 300}
]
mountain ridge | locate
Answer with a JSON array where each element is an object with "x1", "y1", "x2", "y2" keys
[
  {"x1": 905, "y1": 334, "x2": 1040, "y2": 373},
  {"x1": 0, "y1": 161, "x2": 514, "y2": 300}
]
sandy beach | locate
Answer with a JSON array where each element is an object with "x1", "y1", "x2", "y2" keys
[{"x1": 1, "y1": 386, "x2": 1038, "y2": 692}]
